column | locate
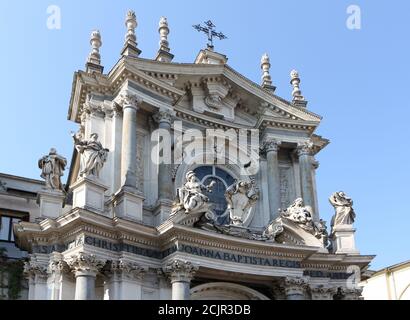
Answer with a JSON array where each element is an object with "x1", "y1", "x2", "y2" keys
[
  {"x1": 23, "y1": 260, "x2": 48, "y2": 300},
  {"x1": 47, "y1": 256, "x2": 73, "y2": 300},
  {"x1": 113, "y1": 91, "x2": 145, "y2": 221},
  {"x1": 263, "y1": 139, "x2": 281, "y2": 220},
  {"x1": 110, "y1": 105, "x2": 123, "y2": 193},
  {"x1": 296, "y1": 141, "x2": 317, "y2": 221},
  {"x1": 154, "y1": 110, "x2": 174, "y2": 201},
  {"x1": 283, "y1": 277, "x2": 308, "y2": 300},
  {"x1": 70, "y1": 253, "x2": 104, "y2": 300},
  {"x1": 104, "y1": 260, "x2": 146, "y2": 300},
  {"x1": 163, "y1": 260, "x2": 198, "y2": 300},
  {"x1": 153, "y1": 110, "x2": 175, "y2": 223},
  {"x1": 115, "y1": 91, "x2": 142, "y2": 189}
]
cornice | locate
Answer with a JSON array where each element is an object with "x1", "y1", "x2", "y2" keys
[{"x1": 68, "y1": 55, "x2": 322, "y2": 127}]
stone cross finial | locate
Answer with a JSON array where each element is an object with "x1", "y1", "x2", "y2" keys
[
  {"x1": 86, "y1": 30, "x2": 103, "y2": 73},
  {"x1": 290, "y1": 69, "x2": 307, "y2": 107},
  {"x1": 122, "y1": 10, "x2": 141, "y2": 57},
  {"x1": 156, "y1": 17, "x2": 174, "y2": 62}
]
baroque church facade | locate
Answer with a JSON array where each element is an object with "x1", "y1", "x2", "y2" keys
[{"x1": 2, "y1": 11, "x2": 374, "y2": 300}]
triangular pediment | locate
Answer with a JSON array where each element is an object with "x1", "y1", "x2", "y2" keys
[{"x1": 69, "y1": 54, "x2": 322, "y2": 129}]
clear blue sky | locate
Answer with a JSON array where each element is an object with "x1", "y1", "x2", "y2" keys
[{"x1": 0, "y1": 0, "x2": 409, "y2": 270}]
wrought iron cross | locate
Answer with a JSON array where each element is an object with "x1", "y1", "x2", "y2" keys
[{"x1": 193, "y1": 20, "x2": 227, "y2": 50}]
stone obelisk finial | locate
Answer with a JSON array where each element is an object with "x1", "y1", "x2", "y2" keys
[
  {"x1": 86, "y1": 30, "x2": 103, "y2": 74},
  {"x1": 155, "y1": 17, "x2": 174, "y2": 62},
  {"x1": 260, "y1": 53, "x2": 276, "y2": 93},
  {"x1": 290, "y1": 69, "x2": 308, "y2": 108},
  {"x1": 121, "y1": 10, "x2": 141, "y2": 57}
]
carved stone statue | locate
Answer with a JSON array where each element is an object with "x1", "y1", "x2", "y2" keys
[
  {"x1": 329, "y1": 191, "x2": 356, "y2": 227},
  {"x1": 72, "y1": 132, "x2": 109, "y2": 178},
  {"x1": 225, "y1": 181, "x2": 259, "y2": 226},
  {"x1": 280, "y1": 198, "x2": 314, "y2": 232},
  {"x1": 38, "y1": 148, "x2": 67, "y2": 190},
  {"x1": 171, "y1": 171, "x2": 215, "y2": 215}
]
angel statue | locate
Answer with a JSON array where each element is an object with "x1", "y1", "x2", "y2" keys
[
  {"x1": 38, "y1": 148, "x2": 67, "y2": 190},
  {"x1": 72, "y1": 132, "x2": 109, "y2": 179},
  {"x1": 171, "y1": 171, "x2": 216, "y2": 215},
  {"x1": 329, "y1": 191, "x2": 356, "y2": 227}
]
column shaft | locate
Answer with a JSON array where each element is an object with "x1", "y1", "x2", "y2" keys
[
  {"x1": 121, "y1": 105, "x2": 138, "y2": 188},
  {"x1": 263, "y1": 139, "x2": 281, "y2": 220},
  {"x1": 75, "y1": 273, "x2": 96, "y2": 300},
  {"x1": 158, "y1": 120, "x2": 173, "y2": 201},
  {"x1": 298, "y1": 153, "x2": 316, "y2": 220},
  {"x1": 171, "y1": 281, "x2": 191, "y2": 300}
]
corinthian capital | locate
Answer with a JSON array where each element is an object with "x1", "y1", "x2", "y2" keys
[
  {"x1": 108, "y1": 260, "x2": 147, "y2": 281},
  {"x1": 296, "y1": 141, "x2": 315, "y2": 156},
  {"x1": 282, "y1": 276, "x2": 309, "y2": 296},
  {"x1": 153, "y1": 109, "x2": 175, "y2": 125},
  {"x1": 48, "y1": 259, "x2": 71, "y2": 275},
  {"x1": 114, "y1": 90, "x2": 142, "y2": 110},
  {"x1": 23, "y1": 259, "x2": 48, "y2": 279},
  {"x1": 163, "y1": 259, "x2": 198, "y2": 283},
  {"x1": 310, "y1": 285, "x2": 337, "y2": 300},
  {"x1": 69, "y1": 252, "x2": 105, "y2": 276},
  {"x1": 261, "y1": 138, "x2": 281, "y2": 153}
]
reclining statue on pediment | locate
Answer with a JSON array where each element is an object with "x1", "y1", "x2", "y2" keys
[{"x1": 171, "y1": 171, "x2": 216, "y2": 216}]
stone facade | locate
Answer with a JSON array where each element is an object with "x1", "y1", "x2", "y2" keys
[{"x1": 2, "y1": 10, "x2": 375, "y2": 300}]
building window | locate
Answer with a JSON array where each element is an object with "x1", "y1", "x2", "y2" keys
[
  {"x1": 0, "y1": 211, "x2": 28, "y2": 243},
  {"x1": 193, "y1": 166, "x2": 235, "y2": 225}
]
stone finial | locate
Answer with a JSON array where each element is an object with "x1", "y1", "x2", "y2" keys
[
  {"x1": 260, "y1": 53, "x2": 275, "y2": 93},
  {"x1": 159, "y1": 17, "x2": 170, "y2": 51},
  {"x1": 290, "y1": 69, "x2": 307, "y2": 107},
  {"x1": 156, "y1": 17, "x2": 174, "y2": 62},
  {"x1": 86, "y1": 30, "x2": 104, "y2": 74},
  {"x1": 121, "y1": 10, "x2": 141, "y2": 57}
]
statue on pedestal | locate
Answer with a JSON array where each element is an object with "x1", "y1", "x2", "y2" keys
[
  {"x1": 72, "y1": 132, "x2": 109, "y2": 179},
  {"x1": 225, "y1": 180, "x2": 258, "y2": 226},
  {"x1": 329, "y1": 191, "x2": 356, "y2": 227},
  {"x1": 172, "y1": 171, "x2": 215, "y2": 215},
  {"x1": 38, "y1": 148, "x2": 67, "y2": 190}
]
